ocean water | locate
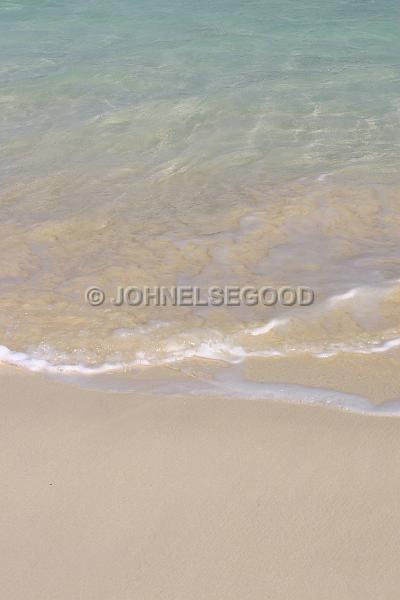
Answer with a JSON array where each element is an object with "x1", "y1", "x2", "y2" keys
[{"x1": 1, "y1": 0, "x2": 400, "y2": 405}]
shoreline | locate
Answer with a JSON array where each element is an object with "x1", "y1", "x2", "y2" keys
[{"x1": 1, "y1": 338, "x2": 400, "y2": 416}]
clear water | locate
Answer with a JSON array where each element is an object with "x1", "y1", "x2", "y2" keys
[
  {"x1": 1, "y1": 0, "x2": 400, "y2": 398},
  {"x1": 2, "y1": 0, "x2": 400, "y2": 195}
]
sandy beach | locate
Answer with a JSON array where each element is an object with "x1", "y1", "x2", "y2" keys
[
  {"x1": 2, "y1": 1, "x2": 400, "y2": 598},
  {"x1": 2, "y1": 365, "x2": 400, "y2": 599}
]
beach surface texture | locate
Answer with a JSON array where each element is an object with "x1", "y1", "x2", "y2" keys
[{"x1": 2, "y1": 366, "x2": 400, "y2": 600}]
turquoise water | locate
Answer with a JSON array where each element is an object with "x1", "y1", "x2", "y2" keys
[
  {"x1": 1, "y1": 0, "x2": 400, "y2": 391},
  {"x1": 2, "y1": 0, "x2": 399, "y2": 203}
]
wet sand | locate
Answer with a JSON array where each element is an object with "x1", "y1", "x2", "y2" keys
[{"x1": 1, "y1": 365, "x2": 400, "y2": 599}]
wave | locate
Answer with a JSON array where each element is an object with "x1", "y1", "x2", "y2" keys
[
  {"x1": 2, "y1": 326, "x2": 400, "y2": 375},
  {"x1": 1, "y1": 343, "x2": 400, "y2": 417}
]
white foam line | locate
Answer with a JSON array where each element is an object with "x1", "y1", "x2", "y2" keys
[
  {"x1": 326, "y1": 280, "x2": 400, "y2": 310},
  {"x1": 315, "y1": 337, "x2": 400, "y2": 357},
  {"x1": 212, "y1": 376, "x2": 400, "y2": 417},
  {"x1": 0, "y1": 345, "x2": 132, "y2": 375},
  {"x1": 357, "y1": 337, "x2": 400, "y2": 353},
  {"x1": 327, "y1": 287, "x2": 362, "y2": 307},
  {"x1": 2, "y1": 343, "x2": 400, "y2": 416},
  {"x1": 65, "y1": 368, "x2": 400, "y2": 418},
  {"x1": 245, "y1": 318, "x2": 289, "y2": 336},
  {"x1": 2, "y1": 333, "x2": 400, "y2": 375},
  {"x1": 317, "y1": 173, "x2": 329, "y2": 182}
]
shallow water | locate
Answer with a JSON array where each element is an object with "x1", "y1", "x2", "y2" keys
[{"x1": 1, "y1": 0, "x2": 400, "y2": 404}]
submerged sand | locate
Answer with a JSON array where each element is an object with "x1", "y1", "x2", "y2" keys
[{"x1": 1, "y1": 365, "x2": 400, "y2": 599}]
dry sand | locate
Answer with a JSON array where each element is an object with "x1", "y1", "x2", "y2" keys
[{"x1": 1, "y1": 365, "x2": 400, "y2": 599}]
